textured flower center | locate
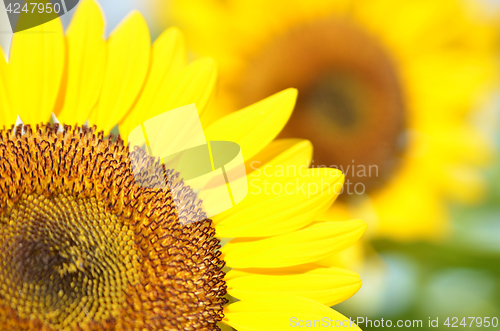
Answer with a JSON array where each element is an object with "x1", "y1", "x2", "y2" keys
[
  {"x1": 0, "y1": 194, "x2": 139, "y2": 329},
  {"x1": 240, "y1": 18, "x2": 407, "y2": 194},
  {"x1": 0, "y1": 124, "x2": 227, "y2": 330}
]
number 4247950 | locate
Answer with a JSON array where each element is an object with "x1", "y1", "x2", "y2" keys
[
  {"x1": 6, "y1": 2, "x2": 62, "y2": 14},
  {"x1": 444, "y1": 317, "x2": 499, "y2": 328}
]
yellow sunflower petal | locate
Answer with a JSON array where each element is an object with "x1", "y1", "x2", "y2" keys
[
  {"x1": 221, "y1": 219, "x2": 367, "y2": 268},
  {"x1": 212, "y1": 139, "x2": 313, "y2": 226},
  {"x1": 246, "y1": 138, "x2": 313, "y2": 173},
  {"x1": 120, "y1": 58, "x2": 216, "y2": 141},
  {"x1": 0, "y1": 56, "x2": 13, "y2": 126},
  {"x1": 161, "y1": 57, "x2": 217, "y2": 118},
  {"x1": 215, "y1": 169, "x2": 344, "y2": 237},
  {"x1": 204, "y1": 88, "x2": 297, "y2": 160},
  {"x1": 58, "y1": 0, "x2": 106, "y2": 125},
  {"x1": 119, "y1": 27, "x2": 187, "y2": 138},
  {"x1": 90, "y1": 11, "x2": 150, "y2": 133},
  {"x1": 226, "y1": 267, "x2": 361, "y2": 306},
  {"x1": 315, "y1": 242, "x2": 366, "y2": 271},
  {"x1": 8, "y1": 18, "x2": 65, "y2": 124},
  {"x1": 214, "y1": 139, "x2": 315, "y2": 225},
  {"x1": 224, "y1": 263, "x2": 331, "y2": 279},
  {"x1": 223, "y1": 294, "x2": 360, "y2": 331}
]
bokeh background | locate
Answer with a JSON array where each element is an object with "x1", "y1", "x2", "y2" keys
[{"x1": 56, "y1": 0, "x2": 500, "y2": 329}]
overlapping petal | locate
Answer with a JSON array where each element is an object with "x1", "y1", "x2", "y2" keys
[
  {"x1": 205, "y1": 88, "x2": 297, "y2": 160},
  {"x1": 215, "y1": 169, "x2": 344, "y2": 237},
  {"x1": 90, "y1": 11, "x2": 150, "y2": 133},
  {"x1": 223, "y1": 294, "x2": 361, "y2": 331},
  {"x1": 119, "y1": 27, "x2": 187, "y2": 137},
  {"x1": 226, "y1": 266, "x2": 361, "y2": 306},
  {"x1": 222, "y1": 219, "x2": 367, "y2": 268},
  {"x1": 8, "y1": 18, "x2": 65, "y2": 124},
  {"x1": 0, "y1": 56, "x2": 13, "y2": 126},
  {"x1": 58, "y1": 0, "x2": 106, "y2": 125},
  {"x1": 161, "y1": 57, "x2": 217, "y2": 117},
  {"x1": 245, "y1": 138, "x2": 313, "y2": 173}
]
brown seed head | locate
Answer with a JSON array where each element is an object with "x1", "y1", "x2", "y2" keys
[{"x1": 0, "y1": 124, "x2": 227, "y2": 330}]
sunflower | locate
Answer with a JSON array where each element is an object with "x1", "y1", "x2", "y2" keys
[
  {"x1": 167, "y1": 0, "x2": 498, "y2": 243},
  {"x1": 0, "y1": 0, "x2": 367, "y2": 330}
]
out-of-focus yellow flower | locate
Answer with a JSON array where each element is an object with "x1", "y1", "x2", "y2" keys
[
  {"x1": 0, "y1": 0, "x2": 367, "y2": 329},
  {"x1": 166, "y1": 0, "x2": 498, "y2": 244}
]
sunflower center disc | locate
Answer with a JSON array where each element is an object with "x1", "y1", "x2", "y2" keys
[
  {"x1": 0, "y1": 124, "x2": 227, "y2": 330},
  {"x1": 0, "y1": 194, "x2": 138, "y2": 329},
  {"x1": 241, "y1": 18, "x2": 407, "y2": 195}
]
